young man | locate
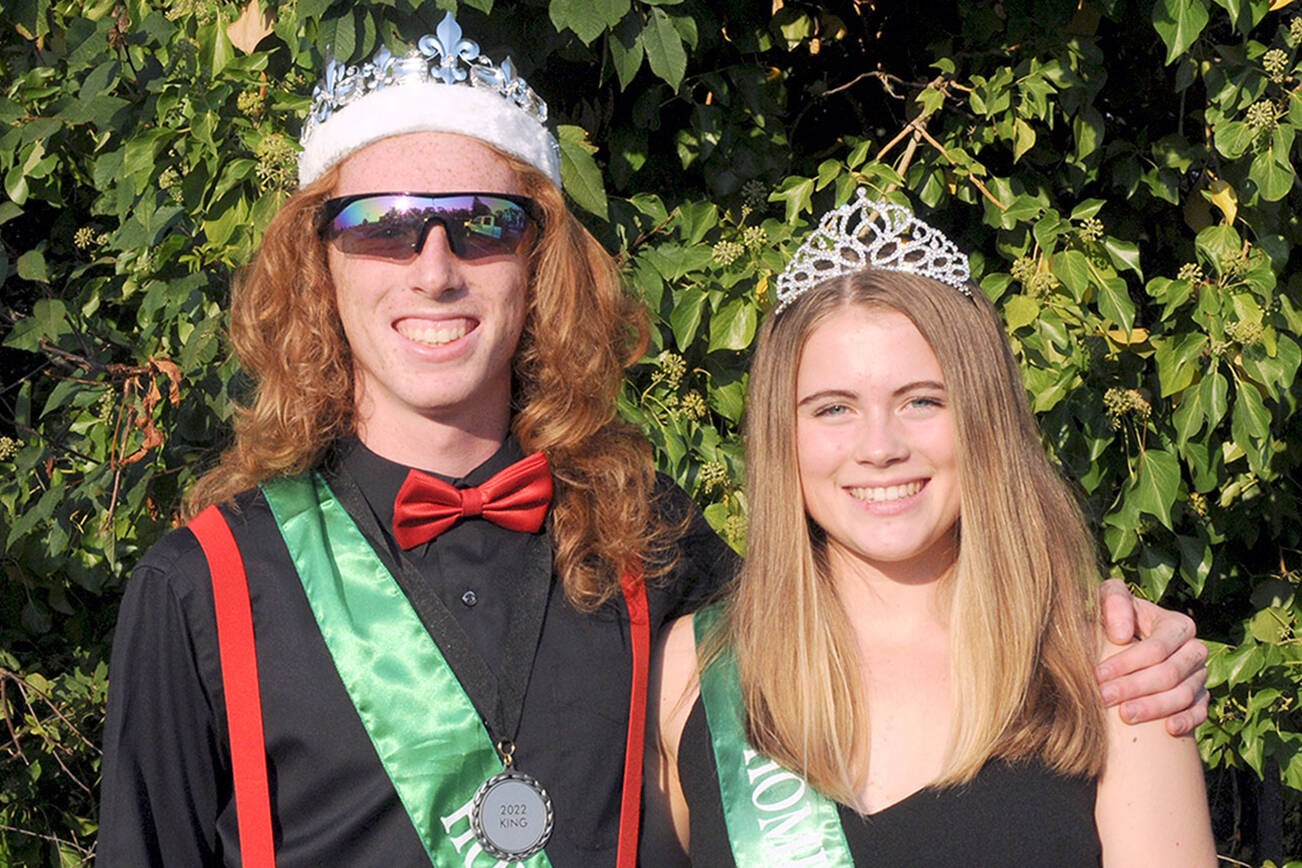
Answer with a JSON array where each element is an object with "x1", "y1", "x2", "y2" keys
[{"x1": 99, "y1": 14, "x2": 1208, "y2": 867}]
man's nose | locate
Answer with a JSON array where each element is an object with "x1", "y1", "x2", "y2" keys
[{"x1": 411, "y1": 221, "x2": 463, "y2": 294}]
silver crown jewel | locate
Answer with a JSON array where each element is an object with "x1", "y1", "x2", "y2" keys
[
  {"x1": 774, "y1": 189, "x2": 972, "y2": 312},
  {"x1": 299, "y1": 12, "x2": 550, "y2": 148}
]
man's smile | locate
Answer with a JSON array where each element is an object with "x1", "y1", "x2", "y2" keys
[{"x1": 395, "y1": 317, "x2": 476, "y2": 347}]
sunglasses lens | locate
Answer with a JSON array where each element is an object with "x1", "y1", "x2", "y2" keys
[{"x1": 323, "y1": 194, "x2": 537, "y2": 261}]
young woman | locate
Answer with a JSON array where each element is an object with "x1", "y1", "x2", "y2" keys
[{"x1": 647, "y1": 195, "x2": 1217, "y2": 866}]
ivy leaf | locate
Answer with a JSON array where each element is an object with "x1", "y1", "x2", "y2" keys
[
  {"x1": 1210, "y1": 0, "x2": 1268, "y2": 33},
  {"x1": 1002, "y1": 194, "x2": 1043, "y2": 226},
  {"x1": 1072, "y1": 106, "x2": 1104, "y2": 161},
  {"x1": 1195, "y1": 224, "x2": 1241, "y2": 275},
  {"x1": 1200, "y1": 369, "x2": 1229, "y2": 427},
  {"x1": 197, "y1": 19, "x2": 236, "y2": 77},
  {"x1": 1051, "y1": 248, "x2": 1091, "y2": 300},
  {"x1": 1032, "y1": 211, "x2": 1063, "y2": 251},
  {"x1": 669, "y1": 286, "x2": 706, "y2": 350},
  {"x1": 771, "y1": 175, "x2": 815, "y2": 223},
  {"x1": 1208, "y1": 642, "x2": 1265, "y2": 690},
  {"x1": 643, "y1": 8, "x2": 687, "y2": 91},
  {"x1": 1172, "y1": 384, "x2": 1206, "y2": 446},
  {"x1": 16, "y1": 249, "x2": 48, "y2": 283},
  {"x1": 1175, "y1": 533, "x2": 1213, "y2": 594},
  {"x1": 1249, "y1": 146, "x2": 1294, "y2": 202},
  {"x1": 1103, "y1": 237, "x2": 1143, "y2": 279},
  {"x1": 1153, "y1": 332, "x2": 1207, "y2": 396},
  {"x1": 675, "y1": 201, "x2": 718, "y2": 246},
  {"x1": 1133, "y1": 447, "x2": 1180, "y2": 529},
  {"x1": 1012, "y1": 117, "x2": 1036, "y2": 162},
  {"x1": 709, "y1": 378, "x2": 746, "y2": 423},
  {"x1": 1003, "y1": 295, "x2": 1040, "y2": 331},
  {"x1": 1069, "y1": 200, "x2": 1106, "y2": 220},
  {"x1": 1213, "y1": 121, "x2": 1253, "y2": 159},
  {"x1": 558, "y1": 125, "x2": 608, "y2": 220},
  {"x1": 1231, "y1": 382, "x2": 1271, "y2": 441},
  {"x1": 707, "y1": 298, "x2": 757, "y2": 353},
  {"x1": 1151, "y1": 0, "x2": 1209, "y2": 64},
  {"x1": 1136, "y1": 545, "x2": 1176, "y2": 599},
  {"x1": 1092, "y1": 269, "x2": 1136, "y2": 337}
]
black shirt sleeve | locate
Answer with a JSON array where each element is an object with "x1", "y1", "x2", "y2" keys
[
  {"x1": 648, "y1": 474, "x2": 739, "y2": 621},
  {"x1": 98, "y1": 527, "x2": 230, "y2": 868}
]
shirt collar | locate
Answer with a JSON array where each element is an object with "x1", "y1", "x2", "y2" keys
[{"x1": 330, "y1": 435, "x2": 529, "y2": 534}]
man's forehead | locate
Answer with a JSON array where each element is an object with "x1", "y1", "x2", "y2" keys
[{"x1": 333, "y1": 132, "x2": 522, "y2": 197}]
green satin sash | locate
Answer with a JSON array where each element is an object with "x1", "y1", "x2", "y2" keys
[
  {"x1": 693, "y1": 604, "x2": 854, "y2": 868},
  {"x1": 262, "y1": 473, "x2": 552, "y2": 868}
]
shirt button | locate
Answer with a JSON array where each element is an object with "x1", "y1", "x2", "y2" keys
[{"x1": 461, "y1": 590, "x2": 478, "y2": 607}]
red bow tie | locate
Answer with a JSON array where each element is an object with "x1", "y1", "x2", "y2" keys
[{"x1": 392, "y1": 452, "x2": 553, "y2": 550}]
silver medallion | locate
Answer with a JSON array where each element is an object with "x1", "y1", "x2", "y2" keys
[{"x1": 470, "y1": 768, "x2": 553, "y2": 861}]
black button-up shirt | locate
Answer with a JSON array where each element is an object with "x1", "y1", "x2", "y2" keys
[{"x1": 98, "y1": 439, "x2": 735, "y2": 867}]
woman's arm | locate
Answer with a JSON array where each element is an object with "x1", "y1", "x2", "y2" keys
[
  {"x1": 1094, "y1": 640, "x2": 1217, "y2": 867},
  {"x1": 641, "y1": 615, "x2": 701, "y2": 866}
]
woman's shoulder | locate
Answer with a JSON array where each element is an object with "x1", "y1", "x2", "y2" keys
[{"x1": 652, "y1": 614, "x2": 703, "y2": 751}]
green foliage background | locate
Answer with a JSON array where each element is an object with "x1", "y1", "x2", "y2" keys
[{"x1": 0, "y1": 0, "x2": 1299, "y2": 863}]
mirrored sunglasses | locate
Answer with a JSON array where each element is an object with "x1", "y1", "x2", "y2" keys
[{"x1": 318, "y1": 192, "x2": 542, "y2": 261}]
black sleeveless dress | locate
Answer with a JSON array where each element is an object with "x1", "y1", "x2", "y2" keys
[{"x1": 673, "y1": 699, "x2": 1102, "y2": 867}]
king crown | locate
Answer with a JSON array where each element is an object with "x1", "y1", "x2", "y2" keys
[
  {"x1": 300, "y1": 12, "x2": 549, "y2": 147},
  {"x1": 774, "y1": 189, "x2": 973, "y2": 312}
]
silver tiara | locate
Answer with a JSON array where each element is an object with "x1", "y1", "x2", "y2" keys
[
  {"x1": 774, "y1": 189, "x2": 972, "y2": 313},
  {"x1": 299, "y1": 12, "x2": 549, "y2": 148}
]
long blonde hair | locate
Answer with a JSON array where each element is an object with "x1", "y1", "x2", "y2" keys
[
  {"x1": 187, "y1": 146, "x2": 674, "y2": 608},
  {"x1": 718, "y1": 268, "x2": 1107, "y2": 805}
]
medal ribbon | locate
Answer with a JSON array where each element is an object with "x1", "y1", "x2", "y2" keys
[
  {"x1": 693, "y1": 605, "x2": 854, "y2": 868},
  {"x1": 263, "y1": 474, "x2": 552, "y2": 868}
]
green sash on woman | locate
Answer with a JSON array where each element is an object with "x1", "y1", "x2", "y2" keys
[
  {"x1": 262, "y1": 473, "x2": 551, "y2": 868},
  {"x1": 693, "y1": 604, "x2": 854, "y2": 868}
]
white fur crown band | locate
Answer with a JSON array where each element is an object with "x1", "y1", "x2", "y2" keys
[
  {"x1": 774, "y1": 189, "x2": 973, "y2": 313},
  {"x1": 297, "y1": 12, "x2": 561, "y2": 187}
]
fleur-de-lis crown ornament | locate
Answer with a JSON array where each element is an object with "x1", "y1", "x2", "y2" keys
[
  {"x1": 774, "y1": 189, "x2": 973, "y2": 313},
  {"x1": 297, "y1": 12, "x2": 560, "y2": 187}
]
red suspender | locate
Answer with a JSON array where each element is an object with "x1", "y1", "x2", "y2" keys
[
  {"x1": 189, "y1": 505, "x2": 276, "y2": 868},
  {"x1": 190, "y1": 503, "x2": 651, "y2": 868},
  {"x1": 616, "y1": 570, "x2": 651, "y2": 868}
]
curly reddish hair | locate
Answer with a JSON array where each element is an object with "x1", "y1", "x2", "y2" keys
[{"x1": 187, "y1": 149, "x2": 672, "y2": 608}]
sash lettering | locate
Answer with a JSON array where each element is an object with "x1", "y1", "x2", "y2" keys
[
  {"x1": 741, "y1": 748, "x2": 832, "y2": 866},
  {"x1": 441, "y1": 795, "x2": 511, "y2": 868}
]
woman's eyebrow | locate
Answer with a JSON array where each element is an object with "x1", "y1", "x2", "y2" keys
[
  {"x1": 893, "y1": 379, "x2": 947, "y2": 397},
  {"x1": 796, "y1": 388, "x2": 858, "y2": 408}
]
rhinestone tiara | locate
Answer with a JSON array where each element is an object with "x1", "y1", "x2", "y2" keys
[
  {"x1": 774, "y1": 188, "x2": 972, "y2": 313},
  {"x1": 297, "y1": 12, "x2": 560, "y2": 186}
]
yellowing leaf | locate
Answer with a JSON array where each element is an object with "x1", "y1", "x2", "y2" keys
[
  {"x1": 1205, "y1": 176, "x2": 1239, "y2": 226},
  {"x1": 227, "y1": 0, "x2": 274, "y2": 55},
  {"x1": 1106, "y1": 326, "x2": 1151, "y2": 345},
  {"x1": 1270, "y1": 0, "x2": 1295, "y2": 9}
]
